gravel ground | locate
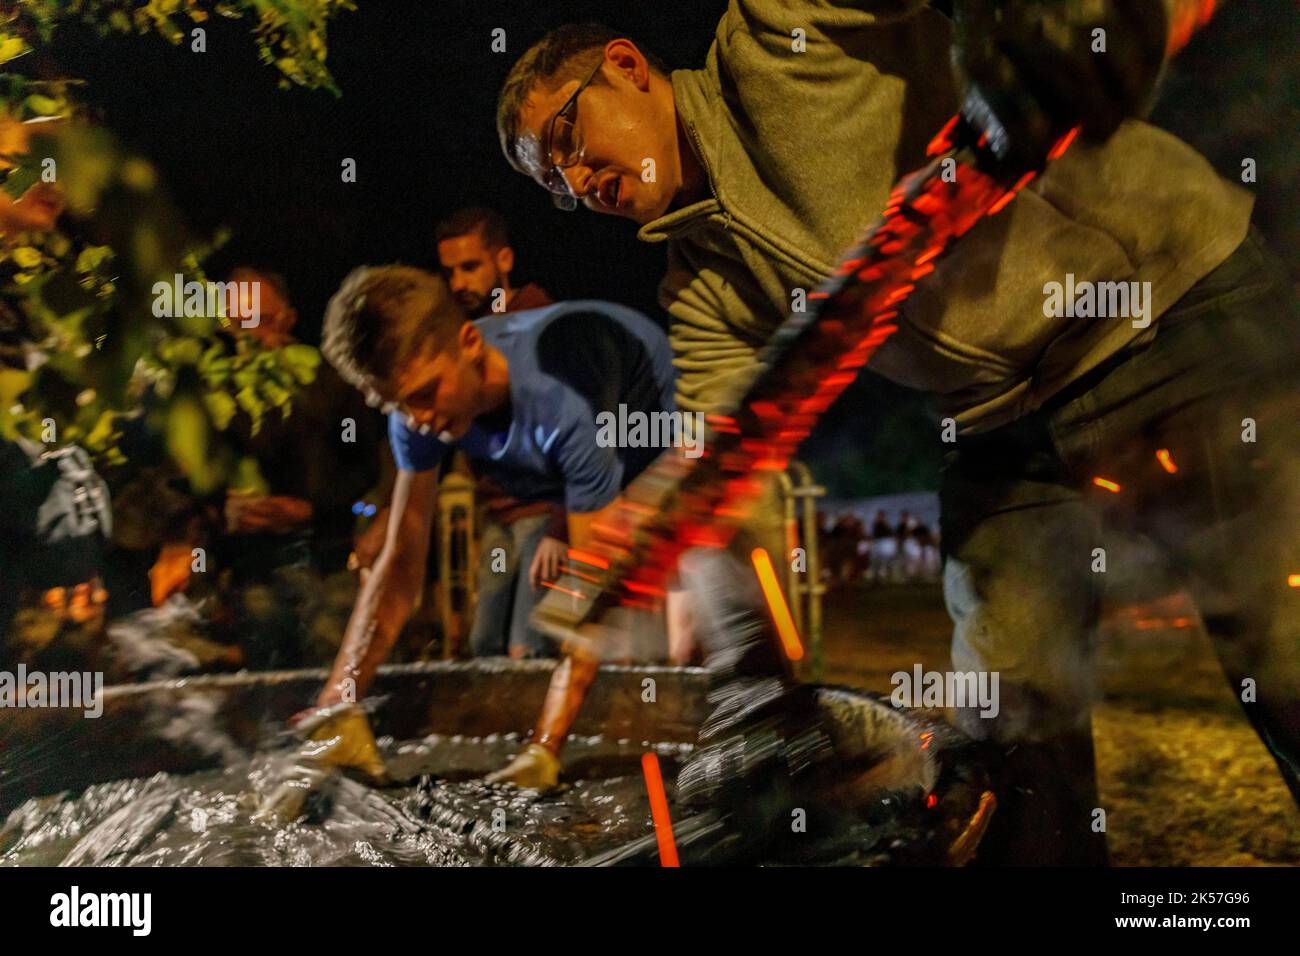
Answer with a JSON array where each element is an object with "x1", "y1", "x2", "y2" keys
[{"x1": 814, "y1": 582, "x2": 1300, "y2": 866}]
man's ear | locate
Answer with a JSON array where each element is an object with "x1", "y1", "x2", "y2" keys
[
  {"x1": 458, "y1": 320, "x2": 484, "y2": 357},
  {"x1": 604, "y1": 39, "x2": 650, "y2": 91},
  {"x1": 494, "y1": 244, "x2": 515, "y2": 280}
]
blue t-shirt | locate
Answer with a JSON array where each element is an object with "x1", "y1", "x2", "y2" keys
[{"x1": 388, "y1": 301, "x2": 676, "y2": 514}]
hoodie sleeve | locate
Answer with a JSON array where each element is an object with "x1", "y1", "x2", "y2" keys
[
  {"x1": 718, "y1": 0, "x2": 933, "y2": 68},
  {"x1": 727, "y1": 0, "x2": 931, "y2": 33}
]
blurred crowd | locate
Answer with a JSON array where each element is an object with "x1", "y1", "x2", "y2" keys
[{"x1": 818, "y1": 509, "x2": 940, "y2": 587}]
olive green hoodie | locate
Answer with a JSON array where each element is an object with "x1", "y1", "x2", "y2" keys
[{"x1": 637, "y1": 0, "x2": 1252, "y2": 431}]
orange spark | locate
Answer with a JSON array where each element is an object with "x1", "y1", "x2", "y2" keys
[
  {"x1": 1093, "y1": 477, "x2": 1121, "y2": 493},
  {"x1": 1288, "y1": 574, "x2": 1300, "y2": 588},
  {"x1": 1156, "y1": 449, "x2": 1178, "y2": 474},
  {"x1": 751, "y1": 548, "x2": 804, "y2": 661}
]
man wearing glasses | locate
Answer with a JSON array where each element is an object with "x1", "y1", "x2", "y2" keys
[{"x1": 495, "y1": 5, "x2": 1300, "y2": 865}]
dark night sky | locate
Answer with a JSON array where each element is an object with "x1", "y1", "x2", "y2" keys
[{"x1": 36, "y1": 0, "x2": 1300, "y2": 496}]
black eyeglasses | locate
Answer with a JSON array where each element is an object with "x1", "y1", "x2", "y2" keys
[{"x1": 542, "y1": 61, "x2": 603, "y2": 211}]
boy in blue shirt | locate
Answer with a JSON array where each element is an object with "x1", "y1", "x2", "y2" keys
[{"x1": 302, "y1": 264, "x2": 676, "y2": 788}]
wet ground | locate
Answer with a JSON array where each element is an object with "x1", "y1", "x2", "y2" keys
[
  {"x1": 0, "y1": 723, "x2": 952, "y2": 867},
  {"x1": 0, "y1": 734, "x2": 692, "y2": 867},
  {"x1": 816, "y1": 582, "x2": 1300, "y2": 866},
  {"x1": 5, "y1": 581, "x2": 1294, "y2": 867}
]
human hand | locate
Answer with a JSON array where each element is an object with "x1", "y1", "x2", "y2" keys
[
  {"x1": 953, "y1": 0, "x2": 1167, "y2": 168},
  {"x1": 528, "y1": 535, "x2": 567, "y2": 589}
]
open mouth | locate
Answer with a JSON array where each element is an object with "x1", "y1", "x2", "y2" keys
[{"x1": 596, "y1": 173, "x2": 622, "y2": 209}]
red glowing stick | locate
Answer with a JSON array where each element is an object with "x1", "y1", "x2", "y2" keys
[{"x1": 641, "y1": 752, "x2": 680, "y2": 867}]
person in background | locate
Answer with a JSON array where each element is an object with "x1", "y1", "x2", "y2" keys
[
  {"x1": 356, "y1": 208, "x2": 565, "y2": 658},
  {"x1": 0, "y1": 112, "x2": 111, "y2": 664},
  {"x1": 147, "y1": 265, "x2": 383, "y2": 669},
  {"x1": 896, "y1": 510, "x2": 918, "y2": 581},
  {"x1": 436, "y1": 208, "x2": 563, "y2": 658},
  {"x1": 271, "y1": 266, "x2": 678, "y2": 801},
  {"x1": 868, "y1": 509, "x2": 895, "y2": 585}
]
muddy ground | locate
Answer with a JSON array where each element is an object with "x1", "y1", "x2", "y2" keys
[{"x1": 814, "y1": 582, "x2": 1300, "y2": 866}]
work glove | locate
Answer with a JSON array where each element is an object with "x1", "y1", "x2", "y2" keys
[
  {"x1": 952, "y1": 0, "x2": 1169, "y2": 169},
  {"x1": 484, "y1": 742, "x2": 561, "y2": 791},
  {"x1": 252, "y1": 702, "x2": 389, "y2": 825}
]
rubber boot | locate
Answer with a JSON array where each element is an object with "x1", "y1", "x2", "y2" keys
[
  {"x1": 673, "y1": 549, "x2": 835, "y2": 862},
  {"x1": 972, "y1": 727, "x2": 1109, "y2": 866}
]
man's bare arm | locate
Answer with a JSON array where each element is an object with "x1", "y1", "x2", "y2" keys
[
  {"x1": 526, "y1": 499, "x2": 624, "y2": 753},
  {"x1": 316, "y1": 468, "x2": 438, "y2": 709}
]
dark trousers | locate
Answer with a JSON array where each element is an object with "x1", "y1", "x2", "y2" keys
[{"x1": 940, "y1": 227, "x2": 1300, "y2": 864}]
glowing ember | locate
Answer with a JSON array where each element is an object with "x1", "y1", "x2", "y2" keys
[
  {"x1": 1135, "y1": 617, "x2": 1195, "y2": 630},
  {"x1": 1156, "y1": 449, "x2": 1178, "y2": 474},
  {"x1": 1093, "y1": 477, "x2": 1122, "y2": 493}
]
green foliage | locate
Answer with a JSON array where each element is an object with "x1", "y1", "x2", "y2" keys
[
  {"x1": 0, "y1": 131, "x2": 322, "y2": 489},
  {"x1": 0, "y1": 0, "x2": 346, "y2": 492},
  {"x1": 4, "y1": 0, "x2": 356, "y2": 94}
]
